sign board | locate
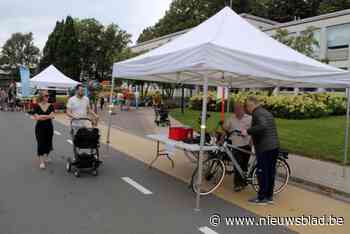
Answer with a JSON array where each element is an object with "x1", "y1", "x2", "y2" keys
[{"x1": 19, "y1": 66, "x2": 30, "y2": 97}]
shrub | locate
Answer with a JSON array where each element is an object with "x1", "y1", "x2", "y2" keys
[
  {"x1": 56, "y1": 95, "x2": 69, "y2": 104},
  {"x1": 189, "y1": 91, "x2": 346, "y2": 119},
  {"x1": 189, "y1": 92, "x2": 217, "y2": 111}
]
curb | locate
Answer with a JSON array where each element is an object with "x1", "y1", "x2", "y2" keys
[{"x1": 289, "y1": 176, "x2": 350, "y2": 203}]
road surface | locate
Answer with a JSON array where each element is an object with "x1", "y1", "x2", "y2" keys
[{"x1": 0, "y1": 112, "x2": 293, "y2": 234}]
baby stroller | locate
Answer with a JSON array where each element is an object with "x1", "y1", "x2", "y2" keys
[
  {"x1": 66, "y1": 118, "x2": 102, "y2": 177},
  {"x1": 154, "y1": 104, "x2": 170, "y2": 126}
]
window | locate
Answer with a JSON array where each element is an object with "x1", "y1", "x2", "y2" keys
[{"x1": 327, "y1": 24, "x2": 350, "y2": 49}]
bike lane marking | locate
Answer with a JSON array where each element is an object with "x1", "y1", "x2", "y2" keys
[
  {"x1": 121, "y1": 177, "x2": 153, "y2": 195},
  {"x1": 198, "y1": 226, "x2": 219, "y2": 234}
]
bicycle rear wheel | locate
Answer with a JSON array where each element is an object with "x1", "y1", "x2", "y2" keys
[
  {"x1": 191, "y1": 158, "x2": 226, "y2": 196},
  {"x1": 250, "y1": 157, "x2": 290, "y2": 195}
]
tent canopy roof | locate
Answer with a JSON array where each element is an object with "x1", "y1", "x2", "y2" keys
[
  {"x1": 113, "y1": 7, "x2": 350, "y2": 88},
  {"x1": 31, "y1": 65, "x2": 80, "y2": 89}
]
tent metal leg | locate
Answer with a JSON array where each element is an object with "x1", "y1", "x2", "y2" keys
[
  {"x1": 107, "y1": 76, "x2": 116, "y2": 152},
  {"x1": 227, "y1": 87, "x2": 230, "y2": 114},
  {"x1": 195, "y1": 75, "x2": 208, "y2": 211},
  {"x1": 343, "y1": 88, "x2": 350, "y2": 178}
]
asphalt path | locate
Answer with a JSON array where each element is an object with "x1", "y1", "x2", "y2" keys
[{"x1": 0, "y1": 112, "x2": 294, "y2": 234}]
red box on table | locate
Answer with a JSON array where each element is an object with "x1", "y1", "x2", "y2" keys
[{"x1": 169, "y1": 127, "x2": 193, "y2": 141}]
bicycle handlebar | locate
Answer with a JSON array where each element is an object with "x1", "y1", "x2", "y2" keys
[
  {"x1": 226, "y1": 129, "x2": 242, "y2": 139},
  {"x1": 70, "y1": 117, "x2": 94, "y2": 126}
]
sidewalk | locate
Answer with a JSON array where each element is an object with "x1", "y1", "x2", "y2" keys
[
  {"x1": 55, "y1": 112, "x2": 349, "y2": 234},
  {"x1": 289, "y1": 154, "x2": 350, "y2": 196}
]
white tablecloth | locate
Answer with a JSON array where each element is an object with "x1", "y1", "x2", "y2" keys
[{"x1": 146, "y1": 134, "x2": 218, "y2": 152}]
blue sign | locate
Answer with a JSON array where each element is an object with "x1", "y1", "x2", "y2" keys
[{"x1": 19, "y1": 66, "x2": 30, "y2": 97}]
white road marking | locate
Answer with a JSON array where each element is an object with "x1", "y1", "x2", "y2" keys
[
  {"x1": 25, "y1": 113, "x2": 29, "y2": 117},
  {"x1": 54, "y1": 130, "x2": 62, "y2": 136},
  {"x1": 198, "y1": 227, "x2": 219, "y2": 234},
  {"x1": 121, "y1": 177, "x2": 153, "y2": 195},
  {"x1": 67, "y1": 139, "x2": 73, "y2": 145}
]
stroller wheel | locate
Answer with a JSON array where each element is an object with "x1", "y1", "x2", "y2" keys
[
  {"x1": 66, "y1": 158, "x2": 72, "y2": 172},
  {"x1": 74, "y1": 170, "x2": 80, "y2": 178},
  {"x1": 92, "y1": 170, "x2": 98, "y2": 176}
]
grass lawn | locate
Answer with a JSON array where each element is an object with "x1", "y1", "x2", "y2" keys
[{"x1": 170, "y1": 108, "x2": 350, "y2": 165}]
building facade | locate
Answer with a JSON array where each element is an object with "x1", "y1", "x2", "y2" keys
[{"x1": 131, "y1": 9, "x2": 350, "y2": 70}]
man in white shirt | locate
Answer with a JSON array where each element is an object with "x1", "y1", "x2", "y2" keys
[
  {"x1": 223, "y1": 102, "x2": 252, "y2": 192},
  {"x1": 66, "y1": 84, "x2": 98, "y2": 131}
]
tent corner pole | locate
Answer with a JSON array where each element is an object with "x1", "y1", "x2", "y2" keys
[
  {"x1": 343, "y1": 88, "x2": 350, "y2": 178},
  {"x1": 107, "y1": 76, "x2": 116, "y2": 151},
  {"x1": 195, "y1": 74, "x2": 209, "y2": 212}
]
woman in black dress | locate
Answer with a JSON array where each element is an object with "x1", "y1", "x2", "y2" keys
[{"x1": 32, "y1": 90, "x2": 55, "y2": 169}]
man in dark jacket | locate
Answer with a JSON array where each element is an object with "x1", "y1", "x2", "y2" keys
[{"x1": 241, "y1": 96, "x2": 279, "y2": 205}]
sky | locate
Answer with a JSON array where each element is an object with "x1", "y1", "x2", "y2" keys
[{"x1": 0, "y1": 0, "x2": 173, "y2": 50}]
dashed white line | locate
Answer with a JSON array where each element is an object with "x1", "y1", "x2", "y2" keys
[
  {"x1": 121, "y1": 177, "x2": 153, "y2": 195},
  {"x1": 54, "y1": 130, "x2": 62, "y2": 136},
  {"x1": 67, "y1": 139, "x2": 73, "y2": 145},
  {"x1": 198, "y1": 226, "x2": 219, "y2": 234}
]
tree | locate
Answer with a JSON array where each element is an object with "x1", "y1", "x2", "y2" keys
[
  {"x1": 55, "y1": 16, "x2": 81, "y2": 81},
  {"x1": 137, "y1": 0, "x2": 228, "y2": 43},
  {"x1": 273, "y1": 27, "x2": 319, "y2": 58},
  {"x1": 136, "y1": 0, "x2": 332, "y2": 43},
  {"x1": 0, "y1": 32, "x2": 40, "y2": 77},
  {"x1": 40, "y1": 17, "x2": 131, "y2": 82},
  {"x1": 319, "y1": 0, "x2": 350, "y2": 14},
  {"x1": 75, "y1": 18, "x2": 104, "y2": 80},
  {"x1": 95, "y1": 23, "x2": 131, "y2": 81},
  {"x1": 40, "y1": 17, "x2": 81, "y2": 80},
  {"x1": 40, "y1": 20, "x2": 64, "y2": 70},
  {"x1": 137, "y1": 27, "x2": 156, "y2": 44}
]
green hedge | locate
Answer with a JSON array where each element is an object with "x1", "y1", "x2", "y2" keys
[
  {"x1": 56, "y1": 95, "x2": 69, "y2": 104},
  {"x1": 189, "y1": 92, "x2": 347, "y2": 119}
]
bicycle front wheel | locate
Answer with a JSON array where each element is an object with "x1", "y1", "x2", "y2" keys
[
  {"x1": 191, "y1": 158, "x2": 226, "y2": 196},
  {"x1": 250, "y1": 157, "x2": 291, "y2": 195}
]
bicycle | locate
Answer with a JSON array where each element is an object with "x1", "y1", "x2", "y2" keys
[{"x1": 190, "y1": 130, "x2": 291, "y2": 196}]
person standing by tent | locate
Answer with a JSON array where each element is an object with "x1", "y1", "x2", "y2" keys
[
  {"x1": 7, "y1": 81, "x2": 16, "y2": 111},
  {"x1": 31, "y1": 90, "x2": 55, "y2": 169},
  {"x1": 87, "y1": 80, "x2": 98, "y2": 113},
  {"x1": 222, "y1": 102, "x2": 252, "y2": 192},
  {"x1": 99, "y1": 95, "x2": 105, "y2": 111},
  {"x1": 241, "y1": 96, "x2": 279, "y2": 205},
  {"x1": 0, "y1": 88, "x2": 7, "y2": 111},
  {"x1": 134, "y1": 87, "x2": 140, "y2": 110}
]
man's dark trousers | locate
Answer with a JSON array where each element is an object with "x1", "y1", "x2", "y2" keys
[
  {"x1": 234, "y1": 145, "x2": 251, "y2": 187},
  {"x1": 256, "y1": 148, "x2": 279, "y2": 200}
]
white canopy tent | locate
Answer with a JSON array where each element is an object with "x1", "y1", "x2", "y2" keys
[
  {"x1": 31, "y1": 65, "x2": 80, "y2": 89},
  {"x1": 111, "y1": 7, "x2": 350, "y2": 210}
]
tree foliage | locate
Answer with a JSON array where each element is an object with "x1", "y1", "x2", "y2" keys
[
  {"x1": 0, "y1": 32, "x2": 40, "y2": 76},
  {"x1": 137, "y1": 0, "x2": 350, "y2": 43},
  {"x1": 57, "y1": 16, "x2": 81, "y2": 80},
  {"x1": 272, "y1": 27, "x2": 319, "y2": 58},
  {"x1": 40, "y1": 17, "x2": 131, "y2": 81},
  {"x1": 319, "y1": 0, "x2": 350, "y2": 14},
  {"x1": 40, "y1": 21, "x2": 64, "y2": 71},
  {"x1": 40, "y1": 16, "x2": 81, "y2": 80}
]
